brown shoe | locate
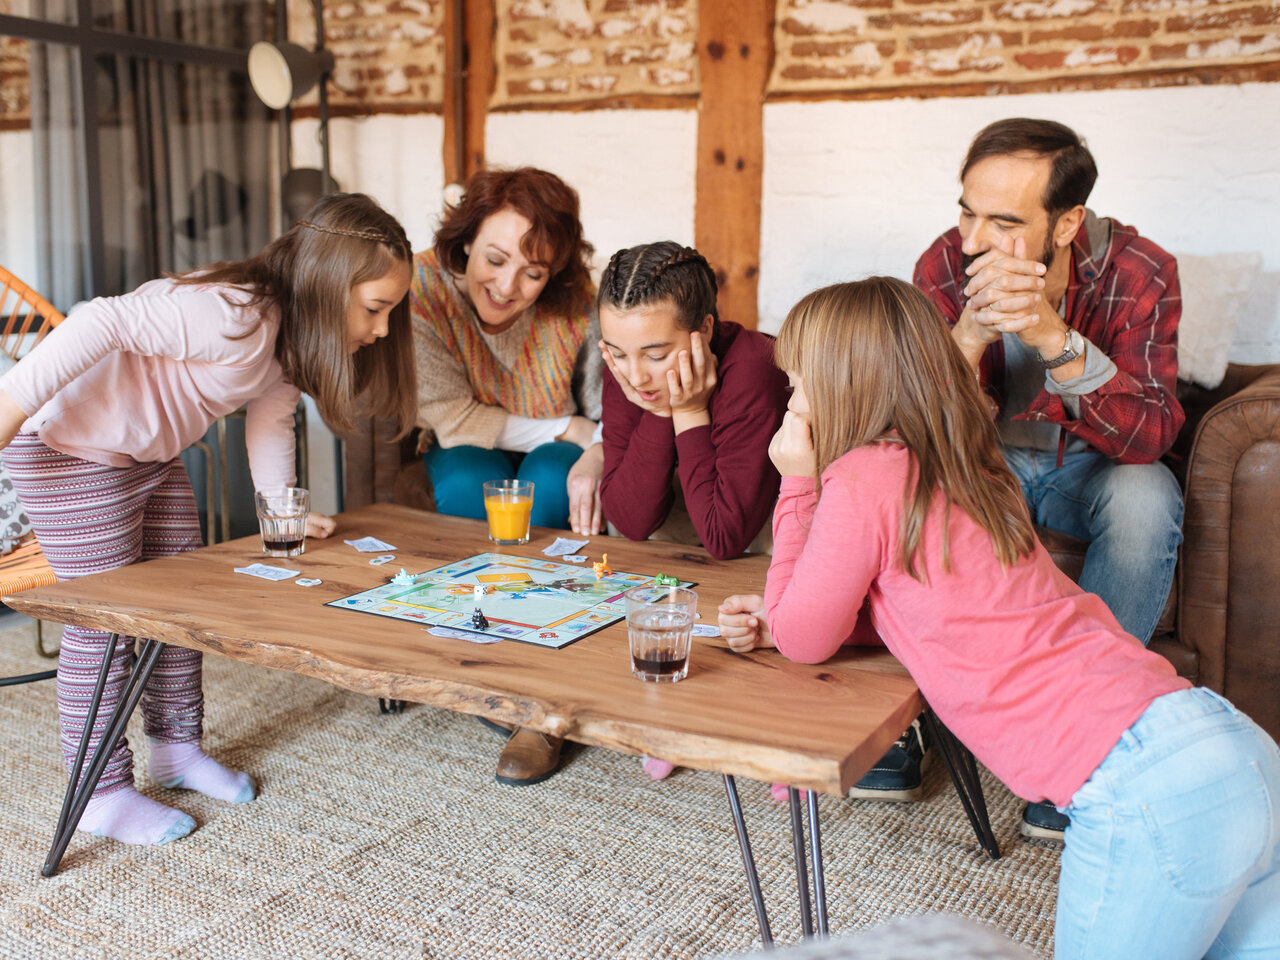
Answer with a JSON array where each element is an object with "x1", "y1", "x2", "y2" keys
[{"x1": 495, "y1": 728, "x2": 563, "y2": 786}]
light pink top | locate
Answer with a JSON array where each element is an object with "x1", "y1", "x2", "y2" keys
[
  {"x1": 765, "y1": 442, "x2": 1189, "y2": 807},
  {"x1": 1, "y1": 277, "x2": 300, "y2": 492}
]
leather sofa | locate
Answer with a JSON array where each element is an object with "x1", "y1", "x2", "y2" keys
[
  {"x1": 1038, "y1": 362, "x2": 1280, "y2": 740},
  {"x1": 344, "y1": 362, "x2": 1280, "y2": 740}
]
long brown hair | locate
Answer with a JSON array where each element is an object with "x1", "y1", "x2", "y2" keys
[
  {"x1": 775, "y1": 277, "x2": 1034, "y2": 580},
  {"x1": 174, "y1": 193, "x2": 417, "y2": 438},
  {"x1": 434, "y1": 167, "x2": 593, "y2": 315}
]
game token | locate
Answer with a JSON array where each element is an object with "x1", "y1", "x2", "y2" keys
[
  {"x1": 296, "y1": 577, "x2": 323, "y2": 587},
  {"x1": 369, "y1": 554, "x2": 396, "y2": 566},
  {"x1": 592, "y1": 553, "x2": 612, "y2": 580},
  {"x1": 653, "y1": 573, "x2": 679, "y2": 586},
  {"x1": 470, "y1": 607, "x2": 490, "y2": 630},
  {"x1": 389, "y1": 569, "x2": 416, "y2": 586}
]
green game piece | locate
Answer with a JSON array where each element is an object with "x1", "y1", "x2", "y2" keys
[{"x1": 653, "y1": 573, "x2": 679, "y2": 586}]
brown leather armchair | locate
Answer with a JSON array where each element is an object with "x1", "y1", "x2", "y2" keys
[
  {"x1": 1039, "y1": 362, "x2": 1280, "y2": 740},
  {"x1": 346, "y1": 364, "x2": 1280, "y2": 739}
]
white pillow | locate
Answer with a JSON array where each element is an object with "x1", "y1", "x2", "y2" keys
[
  {"x1": 1174, "y1": 252, "x2": 1262, "y2": 389},
  {"x1": 0, "y1": 353, "x2": 32, "y2": 555}
]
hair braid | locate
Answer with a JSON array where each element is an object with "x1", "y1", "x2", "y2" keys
[{"x1": 598, "y1": 242, "x2": 719, "y2": 331}]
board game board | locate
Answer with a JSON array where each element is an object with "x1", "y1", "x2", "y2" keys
[{"x1": 328, "y1": 552, "x2": 695, "y2": 649}]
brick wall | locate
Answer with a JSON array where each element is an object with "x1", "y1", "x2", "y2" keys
[
  {"x1": 0, "y1": 31, "x2": 29, "y2": 132},
  {"x1": 289, "y1": 0, "x2": 445, "y2": 114},
  {"x1": 492, "y1": 0, "x2": 698, "y2": 107},
  {"x1": 770, "y1": 0, "x2": 1280, "y2": 95}
]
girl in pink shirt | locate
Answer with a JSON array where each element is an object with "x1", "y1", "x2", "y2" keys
[
  {"x1": 720, "y1": 277, "x2": 1280, "y2": 960},
  {"x1": 0, "y1": 193, "x2": 417, "y2": 849}
]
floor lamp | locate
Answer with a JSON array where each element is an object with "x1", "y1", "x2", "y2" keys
[
  {"x1": 246, "y1": 0, "x2": 336, "y2": 224},
  {"x1": 246, "y1": 3, "x2": 344, "y2": 509}
]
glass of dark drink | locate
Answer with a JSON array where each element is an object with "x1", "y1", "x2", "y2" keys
[
  {"x1": 254, "y1": 487, "x2": 309, "y2": 558},
  {"x1": 624, "y1": 584, "x2": 697, "y2": 683}
]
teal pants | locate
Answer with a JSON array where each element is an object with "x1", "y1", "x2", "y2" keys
[{"x1": 423, "y1": 442, "x2": 580, "y2": 529}]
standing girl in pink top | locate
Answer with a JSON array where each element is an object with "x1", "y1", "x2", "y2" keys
[
  {"x1": 0, "y1": 193, "x2": 417, "y2": 848},
  {"x1": 719, "y1": 277, "x2": 1280, "y2": 960}
]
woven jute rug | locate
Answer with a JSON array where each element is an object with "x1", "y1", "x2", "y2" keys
[{"x1": 0, "y1": 622, "x2": 1060, "y2": 959}]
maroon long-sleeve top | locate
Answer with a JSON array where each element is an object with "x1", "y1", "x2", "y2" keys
[{"x1": 600, "y1": 320, "x2": 789, "y2": 560}]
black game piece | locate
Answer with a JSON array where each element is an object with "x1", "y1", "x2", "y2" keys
[{"x1": 470, "y1": 607, "x2": 490, "y2": 630}]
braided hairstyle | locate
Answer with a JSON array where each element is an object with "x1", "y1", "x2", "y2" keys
[{"x1": 597, "y1": 241, "x2": 719, "y2": 337}]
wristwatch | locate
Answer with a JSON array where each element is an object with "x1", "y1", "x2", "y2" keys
[{"x1": 1038, "y1": 329, "x2": 1085, "y2": 369}]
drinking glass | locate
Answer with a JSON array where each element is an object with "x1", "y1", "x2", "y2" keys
[
  {"x1": 483, "y1": 479, "x2": 534, "y2": 545},
  {"x1": 624, "y1": 585, "x2": 697, "y2": 683},
  {"x1": 254, "y1": 487, "x2": 309, "y2": 558}
]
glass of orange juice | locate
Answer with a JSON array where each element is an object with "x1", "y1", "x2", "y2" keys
[{"x1": 483, "y1": 479, "x2": 534, "y2": 545}]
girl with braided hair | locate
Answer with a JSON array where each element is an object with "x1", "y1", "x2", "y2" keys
[
  {"x1": 0, "y1": 192, "x2": 416, "y2": 847},
  {"x1": 598, "y1": 241, "x2": 789, "y2": 562}
]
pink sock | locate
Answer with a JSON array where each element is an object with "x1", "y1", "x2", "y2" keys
[
  {"x1": 770, "y1": 783, "x2": 808, "y2": 803},
  {"x1": 642, "y1": 756, "x2": 676, "y2": 780},
  {"x1": 148, "y1": 740, "x2": 256, "y2": 803},
  {"x1": 77, "y1": 785, "x2": 195, "y2": 846}
]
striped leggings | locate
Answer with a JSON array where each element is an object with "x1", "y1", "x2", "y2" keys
[{"x1": 3, "y1": 434, "x2": 205, "y2": 796}]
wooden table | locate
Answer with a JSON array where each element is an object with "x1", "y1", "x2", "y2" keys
[{"x1": 6, "y1": 504, "x2": 997, "y2": 942}]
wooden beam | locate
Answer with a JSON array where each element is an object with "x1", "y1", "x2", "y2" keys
[
  {"x1": 442, "y1": 0, "x2": 465, "y2": 183},
  {"x1": 442, "y1": 0, "x2": 493, "y2": 182},
  {"x1": 695, "y1": 1, "x2": 772, "y2": 330},
  {"x1": 465, "y1": 0, "x2": 494, "y2": 177}
]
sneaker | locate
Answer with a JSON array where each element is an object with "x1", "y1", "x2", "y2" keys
[
  {"x1": 1020, "y1": 800, "x2": 1069, "y2": 841},
  {"x1": 847, "y1": 717, "x2": 929, "y2": 802}
]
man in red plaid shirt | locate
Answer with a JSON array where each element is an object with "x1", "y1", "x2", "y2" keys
[{"x1": 865, "y1": 118, "x2": 1183, "y2": 840}]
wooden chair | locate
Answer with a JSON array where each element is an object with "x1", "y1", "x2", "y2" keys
[{"x1": 0, "y1": 265, "x2": 64, "y2": 684}]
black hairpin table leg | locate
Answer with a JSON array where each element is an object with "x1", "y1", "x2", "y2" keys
[
  {"x1": 922, "y1": 708, "x2": 1001, "y2": 860},
  {"x1": 806, "y1": 788, "x2": 829, "y2": 936},
  {"x1": 378, "y1": 699, "x2": 406, "y2": 714},
  {"x1": 43, "y1": 635, "x2": 164, "y2": 877},
  {"x1": 723, "y1": 774, "x2": 774, "y2": 947},
  {"x1": 788, "y1": 788, "x2": 814, "y2": 938}
]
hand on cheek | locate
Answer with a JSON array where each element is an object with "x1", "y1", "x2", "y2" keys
[
  {"x1": 768, "y1": 411, "x2": 816, "y2": 477},
  {"x1": 601, "y1": 340, "x2": 671, "y2": 417}
]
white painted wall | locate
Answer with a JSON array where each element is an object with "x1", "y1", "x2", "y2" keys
[
  {"x1": 760, "y1": 83, "x2": 1280, "y2": 361},
  {"x1": 0, "y1": 129, "x2": 38, "y2": 285},
  {"x1": 486, "y1": 110, "x2": 698, "y2": 277},
  {"x1": 291, "y1": 113, "x2": 446, "y2": 253}
]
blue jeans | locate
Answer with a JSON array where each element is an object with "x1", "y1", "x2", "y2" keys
[
  {"x1": 423, "y1": 442, "x2": 580, "y2": 529},
  {"x1": 1056, "y1": 688, "x2": 1280, "y2": 960},
  {"x1": 1002, "y1": 447, "x2": 1183, "y2": 644}
]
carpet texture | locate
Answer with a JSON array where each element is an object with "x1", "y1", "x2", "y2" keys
[{"x1": 0, "y1": 622, "x2": 1060, "y2": 959}]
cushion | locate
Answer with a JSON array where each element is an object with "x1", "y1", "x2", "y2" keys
[
  {"x1": 0, "y1": 354, "x2": 31, "y2": 556},
  {"x1": 1174, "y1": 252, "x2": 1262, "y2": 389}
]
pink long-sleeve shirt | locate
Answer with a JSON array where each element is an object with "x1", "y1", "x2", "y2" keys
[
  {"x1": 765, "y1": 442, "x2": 1188, "y2": 807},
  {"x1": 1, "y1": 278, "x2": 300, "y2": 492}
]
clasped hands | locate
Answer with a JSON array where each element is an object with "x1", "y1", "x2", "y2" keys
[{"x1": 956, "y1": 235, "x2": 1067, "y2": 358}]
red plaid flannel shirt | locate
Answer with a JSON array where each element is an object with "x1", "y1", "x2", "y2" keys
[{"x1": 913, "y1": 218, "x2": 1184, "y2": 464}]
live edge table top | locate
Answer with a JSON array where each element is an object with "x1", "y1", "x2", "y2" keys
[{"x1": 4, "y1": 504, "x2": 923, "y2": 796}]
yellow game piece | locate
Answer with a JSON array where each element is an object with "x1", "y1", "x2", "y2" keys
[{"x1": 592, "y1": 553, "x2": 612, "y2": 580}]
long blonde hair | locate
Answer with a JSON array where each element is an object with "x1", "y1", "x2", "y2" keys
[
  {"x1": 174, "y1": 193, "x2": 417, "y2": 438},
  {"x1": 775, "y1": 277, "x2": 1034, "y2": 580}
]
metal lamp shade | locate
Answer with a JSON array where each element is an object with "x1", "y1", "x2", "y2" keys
[{"x1": 247, "y1": 41, "x2": 335, "y2": 110}]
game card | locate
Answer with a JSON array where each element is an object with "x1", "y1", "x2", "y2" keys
[
  {"x1": 344, "y1": 536, "x2": 398, "y2": 552},
  {"x1": 235, "y1": 563, "x2": 300, "y2": 581}
]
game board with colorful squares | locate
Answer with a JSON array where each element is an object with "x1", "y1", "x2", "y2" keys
[{"x1": 327, "y1": 552, "x2": 694, "y2": 649}]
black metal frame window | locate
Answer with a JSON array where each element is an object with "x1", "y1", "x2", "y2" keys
[{"x1": 0, "y1": 0, "x2": 273, "y2": 305}]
